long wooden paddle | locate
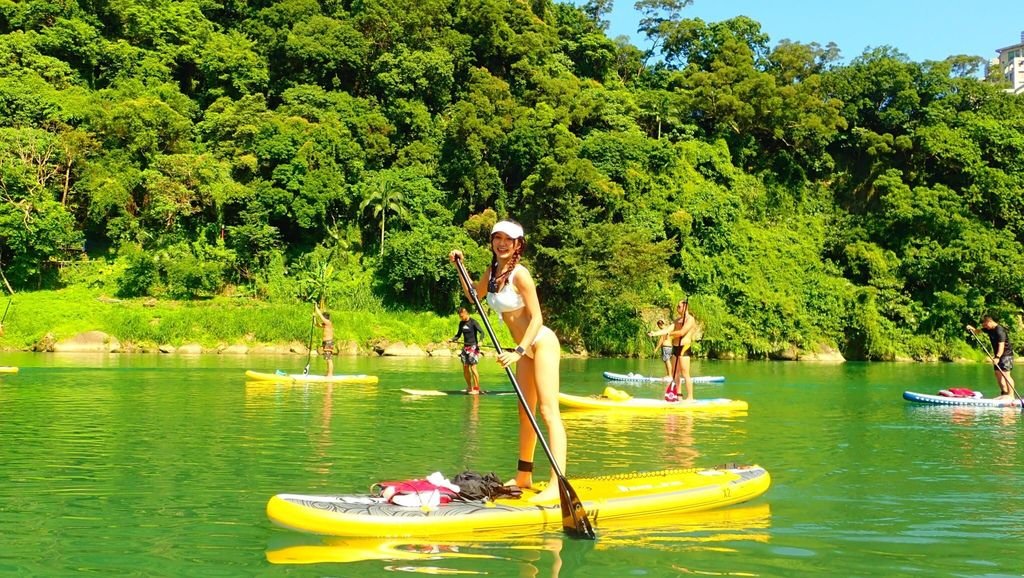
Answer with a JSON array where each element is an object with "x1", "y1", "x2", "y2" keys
[
  {"x1": 968, "y1": 329, "x2": 1024, "y2": 412},
  {"x1": 454, "y1": 256, "x2": 596, "y2": 539}
]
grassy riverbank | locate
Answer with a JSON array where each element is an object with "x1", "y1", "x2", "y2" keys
[
  {"x1": 0, "y1": 288, "x2": 514, "y2": 353},
  {"x1": 0, "y1": 288, "x2": 991, "y2": 363}
]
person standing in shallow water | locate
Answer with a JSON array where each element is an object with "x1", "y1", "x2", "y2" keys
[
  {"x1": 451, "y1": 307, "x2": 484, "y2": 394},
  {"x1": 967, "y1": 315, "x2": 1017, "y2": 401},
  {"x1": 313, "y1": 303, "x2": 335, "y2": 377},
  {"x1": 449, "y1": 219, "x2": 566, "y2": 504}
]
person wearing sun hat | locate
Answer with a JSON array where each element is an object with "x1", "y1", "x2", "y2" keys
[{"x1": 449, "y1": 219, "x2": 566, "y2": 504}]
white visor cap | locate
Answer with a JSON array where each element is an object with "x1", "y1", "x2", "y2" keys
[{"x1": 490, "y1": 220, "x2": 524, "y2": 239}]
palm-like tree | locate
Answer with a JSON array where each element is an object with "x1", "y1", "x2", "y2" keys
[
  {"x1": 359, "y1": 172, "x2": 410, "y2": 256},
  {"x1": 298, "y1": 260, "x2": 336, "y2": 307}
]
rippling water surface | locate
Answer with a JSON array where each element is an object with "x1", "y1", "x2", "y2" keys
[{"x1": 0, "y1": 352, "x2": 1020, "y2": 576}]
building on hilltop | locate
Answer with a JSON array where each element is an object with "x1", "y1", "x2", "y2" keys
[{"x1": 991, "y1": 32, "x2": 1024, "y2": 94}]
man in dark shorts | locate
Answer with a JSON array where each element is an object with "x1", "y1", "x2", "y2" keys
[
  {"x1": 314, "y1": 303, "x2": 335, "y2": 377},
  {"x1": 967, "y1": 315, "x2": 1016, "y2": 401},
  {"x1": 451, "y1": 307, "x2": 483, "y2": 394}
]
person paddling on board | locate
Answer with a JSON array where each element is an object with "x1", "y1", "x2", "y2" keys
[
  {"x1": 451, "y1": 307, "x2": 484, "y2": 394},
  {"x1": 449, "y1": 219, "x2": 567, "y2": 504},
  {"x1": 648, "y1": 299, "x2": 698, "y2": 402},
  {"x1": 967, "y1": 315, "x2": 1016, "y2": 401},
  {"x1": 653, "y1": 319, "x2": 672, "y2": 380},
  {"x1": 313, "y1": 303, "x2": 335, "y2": 377}
]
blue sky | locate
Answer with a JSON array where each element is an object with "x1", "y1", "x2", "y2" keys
[{"x1": 577, "y1": 0, "x2": 1024, "y2": 63}]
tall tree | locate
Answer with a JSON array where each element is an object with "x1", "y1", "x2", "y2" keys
[
  {"x1": 582, "y1": 0, "x2": 614, "y2": 31},
  {"x1": 358, "y1": 170, "x2": 411, "y2": 256}
]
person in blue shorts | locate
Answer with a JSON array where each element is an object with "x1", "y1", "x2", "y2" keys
[
  {"x1": 967, "y1": 316, "x2": 1016, "y2": 401},
  {"x1": 451, "y1": 307, "x2": 484, "y2": 394}
]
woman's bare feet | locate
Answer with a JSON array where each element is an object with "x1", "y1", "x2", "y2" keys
[
  {"x1": 528, "y1": 484, "x2": 561, "y2": 504},
  {"x1": 506, "y1": 471, "x2": 533, "y2": 489}
]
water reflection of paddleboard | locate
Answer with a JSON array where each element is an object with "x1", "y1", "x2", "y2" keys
[{"x1": 265, "y1": 503, "x2": 772, "y2": 565}]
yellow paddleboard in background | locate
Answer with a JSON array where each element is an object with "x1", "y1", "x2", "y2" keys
[{"x1": 559, "y1": 392, "x2": 748, "y2": 412}]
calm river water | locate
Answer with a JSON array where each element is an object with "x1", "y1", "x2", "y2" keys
[{"x1": 0, "y1": 352, "x2": 1020, "y2": 577}]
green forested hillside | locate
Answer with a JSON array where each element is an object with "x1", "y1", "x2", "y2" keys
[{"x1": 2, "y1": 0, "x2": 1022, "y2": 359}]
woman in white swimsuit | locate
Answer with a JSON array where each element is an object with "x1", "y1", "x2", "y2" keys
[{"x1": 449, "y1": 220, "x2": 565, "y2": 504}]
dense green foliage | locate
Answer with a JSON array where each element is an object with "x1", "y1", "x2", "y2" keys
[{"x1": 1, "y1": 0, "x2": 1020, "y2": 358}]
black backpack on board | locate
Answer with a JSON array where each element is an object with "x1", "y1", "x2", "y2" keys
[{"x1": 451, "y1": 471, "x2": 523, "y2": 501}]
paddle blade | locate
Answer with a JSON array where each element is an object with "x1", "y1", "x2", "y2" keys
[{"x1": 557, "y1": 476, "x2": 596, "y2": 540}]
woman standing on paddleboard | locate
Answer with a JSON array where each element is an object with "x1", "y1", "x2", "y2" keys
[
  {"x1": 648, "y1": 299, "x2": 698, "y2": 402},
  {"x1": 449, "y1": 220, "x2": 566, "y2": 504}
]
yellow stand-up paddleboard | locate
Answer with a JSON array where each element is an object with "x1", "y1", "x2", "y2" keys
[
  {"x1": 267, "y1": 464, "x2": 770, "y2": 538},
  {"x1": 559, "y1": 387, "x2": 748, "y2": 413},
  {"x1": 0, "y1": 367, "x2": 18, "y2": 374},
  {"x1": 245, "y1": 370, "x2": 378, "y2": 384}
]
